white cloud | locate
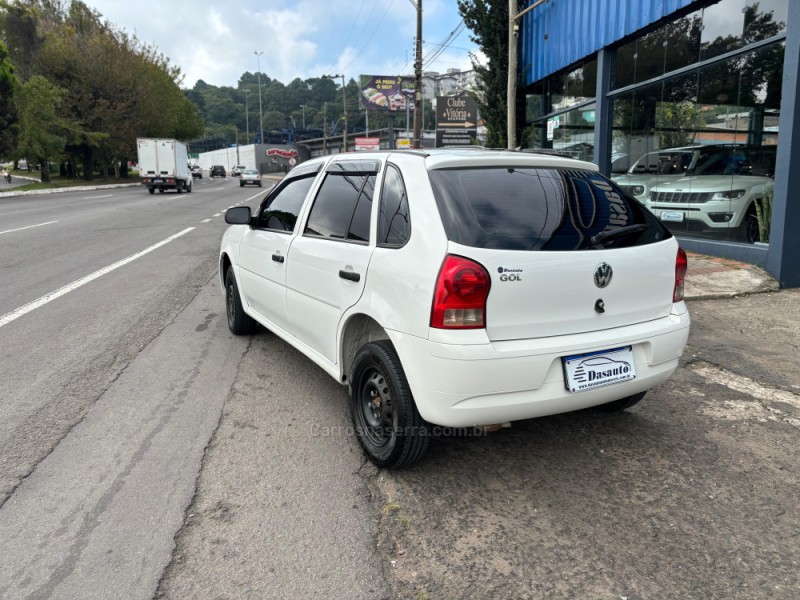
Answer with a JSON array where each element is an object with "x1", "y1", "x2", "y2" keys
[{"x1": 83, "y1": 0, "x2": 479, "y2": 88}]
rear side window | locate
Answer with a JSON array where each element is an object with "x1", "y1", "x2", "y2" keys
[
  {"x1": 257, "y1": 175, "x2": 316, "y2": 232},
  {"x1": 304, "y1": 173, "x2": 376, "y2": 242},
  {"x1": 428, "y1": 167, "x2": 671, "y2": 251},
  {"x1": 378, "y1": 164, "x2": 410, "y2": 247}
]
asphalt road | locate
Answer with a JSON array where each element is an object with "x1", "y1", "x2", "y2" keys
[
  {"x1": 0, "y1": 176, "x2": 382, "y2": 599},
  {"x1": 1, "y1": 176, "x2": 798, "y2": 599}
]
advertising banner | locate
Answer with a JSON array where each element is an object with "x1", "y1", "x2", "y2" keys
[
  {"x1": 435, "y1": 94, "x2": 478, "y2": 147},
  {"x1": 354, "y1": 137, "x2": 381, "y2": 151},
  {"x1": 359, "y1": 75, "x2": 416, "y2": 112}
]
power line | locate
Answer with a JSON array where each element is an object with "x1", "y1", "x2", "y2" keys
[{"x1": 343, "y1": 0, "x2": 397, "y2": 73}]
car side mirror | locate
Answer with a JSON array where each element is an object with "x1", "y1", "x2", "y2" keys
[{"x1": 225, "y1": 206, "x2": 252, "y2": 225}]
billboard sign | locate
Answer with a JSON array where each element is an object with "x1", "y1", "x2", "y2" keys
[
  {"x1": 359, "y1": 75, "x2": 416, "y2": 112},
  {"x1": 354, "y1": 137, "x2": 380, "y2": 151},
  {"x1": 435, "y1": 94, "x2": 478, "y2": 147}
]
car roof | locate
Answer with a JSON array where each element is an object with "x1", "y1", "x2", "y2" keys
[{"x1": 317, "y1": 147, "x2": 598, "y2": 172}]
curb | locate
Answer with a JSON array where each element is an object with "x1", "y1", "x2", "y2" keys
[{"x1": 0, "y1": 182, "x2": 141, "y2": 199}]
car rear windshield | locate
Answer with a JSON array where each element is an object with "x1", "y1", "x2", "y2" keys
[{"x1": 428, "y1": 167, "x2": 672, "y2": 251}]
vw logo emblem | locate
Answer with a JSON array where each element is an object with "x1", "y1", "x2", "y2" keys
[{"x1": 594, "y1": 263, "x2": 613, "y2": 288}]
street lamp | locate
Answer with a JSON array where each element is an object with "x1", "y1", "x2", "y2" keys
[
  {"x1": 254, "y1": 51, "x2": 264, "y2": 145},
  {"x1": 324, "y1": 74, "x2": 347, "y2": 153},
  {"x1": 243, "y1": 89, "x2": 251, "y2": 143},
  {"x1": 299, "y1": 104, "x2": 306, "y2": 129}
]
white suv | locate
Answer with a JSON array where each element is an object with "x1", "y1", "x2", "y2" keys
[
  {"x1": 646, "y1": 145, "x2": 776, "y2": 243},
  {"x1": 220, "y1": 149, "x2": 690, "y2": 468}
]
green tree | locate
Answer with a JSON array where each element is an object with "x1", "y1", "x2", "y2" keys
[
  {"x1": 0, "y1": 39, "x2": 19, "y2": 157},
  {"x1": 458, "y1": 0, "x2": 523, "y2": 147},
  {"x1": 16, "y1": 75, "x2": 69, "y2": 182}
]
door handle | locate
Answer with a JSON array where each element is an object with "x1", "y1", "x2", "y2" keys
[
  {"x1": 339, "y1": 270, "x2": 360, "y2": 282},
  {"x1": 272, "y1": 254, "x2": 284, "y2": 263}
]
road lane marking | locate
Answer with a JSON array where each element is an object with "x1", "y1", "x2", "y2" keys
[
  {"x1": 0, "y1": 221, "x2": 59, "y2": 236},
  {"x1": 84, "y1": 194, "x2": 113, "y2": 199},
  {"x1": 202, "y1": 219, "x2": 212, "y2": 223},
  {"x1": 213, "y1": 213, "x2": 222, "y2": 217},
  {"x1": 0, "y1": 227, "x2": 196, "y2": 329}
]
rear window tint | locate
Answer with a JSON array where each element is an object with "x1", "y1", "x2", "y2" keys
[{"x1": 428, "y1": 167, "x2": 671, "y2": 251}]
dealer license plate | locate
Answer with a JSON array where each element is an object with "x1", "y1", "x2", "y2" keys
[
  {"x1": 563, "y1": 346, "x2": 636, "y2": 392},
  {"x1": 660, "y1": 210, "x2": 685, "y2": 222}
]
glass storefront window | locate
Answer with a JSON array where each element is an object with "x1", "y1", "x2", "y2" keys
[
  {"x1": 701, "y1": 0, "x2": 748, "y2": 61},
  {"x1": 664, "y1": 9, "x2": 703, "y2": 74},
  {"x1": 614, "y1": 26, "x2": 666, "y2": 89},
  {"x1": 550, "y1": 103, "x2": 596, "y2": 163},
  {"x1": 610, "y1": 41, "x2": 784, "y2": 245},
  {"x1": 744, "y1": 0, "x2": 788, "y2": 43}
]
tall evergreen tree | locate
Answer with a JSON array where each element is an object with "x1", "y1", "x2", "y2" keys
[{"x1": 457, "y1": 0, "x2": 525, "y2": 147}]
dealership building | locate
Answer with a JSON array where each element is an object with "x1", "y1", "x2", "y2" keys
[{"x1": 519, "y1": 0, "x2": 799, "y2": 286}]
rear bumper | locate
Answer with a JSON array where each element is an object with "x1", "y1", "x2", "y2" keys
[{"x1": 387, "y1": 310, "x2": 690, "y2": 427}]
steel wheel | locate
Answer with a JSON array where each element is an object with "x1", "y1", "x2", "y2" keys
[{"x1": 349, "y1": 340, "x2": 429, "y2": 468}]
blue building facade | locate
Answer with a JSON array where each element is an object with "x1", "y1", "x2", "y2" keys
[{"x1": 519, "y1": 0, "x2": 799, "y2": 287}]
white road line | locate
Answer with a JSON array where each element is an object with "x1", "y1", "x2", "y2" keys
[
  {"x1": 84, "y1": 194, "x2": 113, "y2": 199},
  {"x1": 213, "y1": 213, "x2": 222, "y2": 217},
  {"x1": 244, "y1": 188, "x2": 270, "y2": 202},
  {"x1": 0, "y1": 227, "x2": 196, "y2": 329},
  {"x1": 202, "y1": 219, "x2": 212, "y2": 223},
  {"x1": 0, "y1": 220, "x2": 59, "y2": 236}
]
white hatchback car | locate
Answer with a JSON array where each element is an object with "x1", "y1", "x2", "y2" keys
[{"x1": 220, "y1": 149, "x2": 690, "y2": 468}]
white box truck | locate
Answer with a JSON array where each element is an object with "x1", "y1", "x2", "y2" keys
[{"x1": 137, "y1": 138, "x2": 193, "y2": 194}]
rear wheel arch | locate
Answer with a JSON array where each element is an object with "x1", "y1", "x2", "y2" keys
[{"x1": 340, "y1": 314, "x2": 390, "y2": 383}]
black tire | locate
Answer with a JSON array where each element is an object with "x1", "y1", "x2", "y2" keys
[
  {"x1": 258, "y1": 182, "x2": 263, "y2": 187},
  {"x1": 225, "y1": 269, "x2": 257, "y2": 335},
  {"x1": 148, "y1": 187, "x2": 154, "y2": 195},
  {"x1": 158, "y1": 188, "x2": 164, "y2": 193},
  {"x1": 239, "y1": 181, "x2": 244, "y2": 187},
  {"x1": 186, "y1": 180, "x2": 192, "y2": 193},
  {"x1": 592, "y1": 391, "x2": 646, "y2": 412},
  {"x1": 177, "y1": 183, "x2": 182, "y2": 194},
  {"x1": 739, "y1": 210, "x2": 760, "y2": 244},
  {"x1": 349, "y1": 340, "x2": 429, "y2": 469}
]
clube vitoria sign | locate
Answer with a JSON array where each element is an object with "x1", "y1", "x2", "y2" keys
[{"x1": 436, "y1": 93, "x2": 478, "y2": 147}]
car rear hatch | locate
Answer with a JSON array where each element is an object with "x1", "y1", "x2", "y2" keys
[{"x1": 428, "y1": 163, "x2": 678, "y2": 341}]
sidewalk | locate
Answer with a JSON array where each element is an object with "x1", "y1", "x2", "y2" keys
[{"x1": 684, "y1": 251, "x2": 779, "y2": 300}]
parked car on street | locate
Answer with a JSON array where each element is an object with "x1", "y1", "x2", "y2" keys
[
  {"x1": 219, "y1": 149, "x2": 690, "y2": 468},
  {"x1": 190, "y1": 165, "x2": 203, "y2": 179},
  {"x1": 210, "y1": 165, "x2": 226, "y2": 178},
  {"x1": 239, "y1": 169, "x2": 262, "y2": 187}
]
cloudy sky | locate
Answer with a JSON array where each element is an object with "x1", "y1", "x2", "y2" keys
[{"x1": 82, "y1": 0, "x2": 481, "y2": 89}]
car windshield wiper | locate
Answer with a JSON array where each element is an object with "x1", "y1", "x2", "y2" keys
[{"x1": 590, "y1": 224, "x2": 648, "y2": 248}]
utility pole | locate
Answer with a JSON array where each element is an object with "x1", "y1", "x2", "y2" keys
[
  {"x1": 244, "y1": 89, "x2": 251, "y2": 143},
  {"x1": 508, "y1": 0, "x2": 518, "y2": 149},
  {"x1": 323, "y1": 74, "x2": 347, "y2": 152},
  {"x1": 508, "y1": 0, "x2": 546, "y2": 149},
  {"x1": 412, "y1": 0, "x2": 423, "y2": 149},
  {"x1": 323, "y1": 102, "x2": 328, "y2": 154},
  {"x1": 254, "y1": 51, "x2": 264, "y2": 145}
]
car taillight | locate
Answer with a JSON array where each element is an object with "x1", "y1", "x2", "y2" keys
[
  {"x1": 431, "y1": 255, "x2": 490, "y2": 329},
  {"x1": 674, "y1": 247, "x2": 688, "y2": 302}
]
